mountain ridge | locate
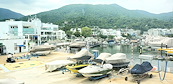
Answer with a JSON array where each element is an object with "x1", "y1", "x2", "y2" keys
[
  {"x1": 0, "y1": 8, "x2": 24, "y2": 20},
  {"x1": 2, "y1": 4, "x2": 173, "y2": 30},
  {"x1": 23, "y1": 4, "x2": 172, "y2": 30}
]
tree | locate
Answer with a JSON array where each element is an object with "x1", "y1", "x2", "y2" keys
[
  {"x1": 73, "y1": 31, "x2": 81, "y2": 37},
  {"x1": 122, "y1": 33, "x2": 132, "y2": 39},
  {"x1": 81, "y1": 27, "x2": 92, "y2": 37},
  {"x1": 66, "y1": 31, "x2": 73, "y2": 38},
  {"x1": 99, "y1": 33, "x2": 107, "y2": 39}
]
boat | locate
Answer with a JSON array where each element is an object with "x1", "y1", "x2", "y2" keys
[
  {"x1": 105, "y1": 53, "x2": 130, "y2": 68},
  {"x1": 90, "y1": 44, "x2": 100, "y2": 48},
  {"x1": 45, "y1": 60, "x2": 75, "y2": 72},
  {"x1": 107, "y1": 40, "x2": 115, "y2": 46},
  {"x1": 66, "y1": 64, "x2": 90, "y2": 73},
  {"x1": 69, "y1": 49, "x2": 94, "y2": 61},
  {"x1": 66, "y1": 49, "x2": 94, "y2": 73},
  {"x1": 78, "y1": 53, "x2": 113, "y2": 78},
  {"x1": 69, "y1": 41, "x2": 86, "y2": 53},
  {"x1": 31, "y1": 50, "x2": 51, "y2": 56},
  {"x1": 78, "y1": 64, "x2": 113, "y2": 77},
  {"x1": 125, "y1": 61, "x2": 153, "y2": 84},
  {"x1": 45, "y1": 49, "x2": 94, "y2": 72},
  {"x1": 92, "y1": 53, "x2": 111, "y2": 64},
  {"x1": 101, "y1": 41, "x2": 108, "y2": 47},
  {"x1": 30, "y1": 44, "x2": 56, "y2": 52},
  {"x1": 69, "y1": 41, "x2": 86, "y2": 48},
  {"x1": 148, "y1": 38, "x2": 173, "y2": 48},
  {"x1": 89, "y1": 42, "x2": 101, "y2": 48}
]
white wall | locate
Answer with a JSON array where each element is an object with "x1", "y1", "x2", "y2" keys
[
  {"x1": 100, "y1": 29, "x2": 116, "y2": 36},
  {"x1": 0, "y1": 22, "x2": 10, "y2": 39},
  {"x1": 0, "y1": 39, "x2": 29, "y2": 54},
  {"x1": 56, "y1": 30, "x2": 66, "y2": 39},
  {"x1": 0, "y1": 18, "x2": 63, "y2": 46}
]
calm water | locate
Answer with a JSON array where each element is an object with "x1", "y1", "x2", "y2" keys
[
  {"x1": 90, "y1": 44, "x2": 156, "y2": 59},
  {"x1": 90, "y1": 44, "x2": 173, "y2": 72}
]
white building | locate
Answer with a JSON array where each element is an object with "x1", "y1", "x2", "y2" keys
[
  {"x1": 91, "y1": 26, "x2": 101, "y2": 36},
  {"x1": 0, "y1": 18, "x2": 66, "y2": 44},
  {"x1": 0, "y1": 38, "x2": 29, "y2": 54},
  {"x1": 170, "y1": 28, "x2": 173, "y2": 34},
  {"x1": 100, "y1": 29, "x2": 117, "y2": 36},
  {"x1": 116, "y1": 30, "x2": 122, "y2": 37},
  {"x1": 0, "y1": 17, "x2": 66, "y2": 54},
  {"x1": 70, "y1": 28, "x2": 82, "y2": 33},
  {"x1": 121, "y1": 29, "x2": 141, "y2": 36},
  {"x1": 148, "y1": 28, "x2": 172, "y2": 36},
  {"x1": 56, "y1": 30, "x2": 66, "y2": 39}
]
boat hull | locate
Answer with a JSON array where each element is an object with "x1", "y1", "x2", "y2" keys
[
  {"x1": 81, "y1": 70, "x2": 112, "y2": 77},
  {"x1": 79, "y1": 64, "x2": 113, "y2": 77},
  {"x1": 66, "y1": 64, "x2": 89, "y2": 73}
]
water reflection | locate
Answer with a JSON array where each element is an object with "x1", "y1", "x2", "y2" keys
[{"x1": 91, "y1": 45, "x2": 142, "y2": 59}]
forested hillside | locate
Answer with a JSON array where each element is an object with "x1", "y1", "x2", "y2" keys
[
  {"x1": 0, "y1": 8, "x2": 24, "y2": 20},
  {"x1": 21, "y1": 4, "x2": 173, "y2": 31}
]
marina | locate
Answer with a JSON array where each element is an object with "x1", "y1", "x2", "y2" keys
[
  {"x1": 91, "y1": 45, "x2": 173, "y2": 72},
  {"x1": 0, "y1": 44, "x2": 173, "y2": 84},
  {"x1": 0, "y1": 1, "x2": 173, "y2": 84}
]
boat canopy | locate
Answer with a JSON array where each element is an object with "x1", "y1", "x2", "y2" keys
[
  {"x1": 30, "y1": 45, "x2": 56, "y2": 52},
  {"x1": 69, "y1": 49, "x2": 94, "y2": 60},
  {"x1": 96, "y1": 53, "x2": 111, "y2": 60},
  {"x1": 105, "y1": 53, "x2": 129, "y2": 64}
]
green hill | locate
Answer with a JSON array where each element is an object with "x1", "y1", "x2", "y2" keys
[
  {"x1": 21, "y1": 4, "x2": 173, "y2": 31},
  {"x1": 0, "y1": 8, "x2": 24, "y2": 20}
]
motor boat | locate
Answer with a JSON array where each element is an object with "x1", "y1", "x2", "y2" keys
[
  {"x1": 31, "y1": 51, "x2": 51, "y2": 56},
  {"x1": 45, "y1": 60, "x2": 75, "y2": 72},
  {"x1": 148, "y1": 38, "x2": 173, "y2": 48},
  {"x1": 69, "y1": 49, "x2": 94, "y2": 61},
  {"x1": 78, "y1": 64, "x2": 113, "y2": 77},
  {"x1": 107, "y1": 40, "x2": 115, "y2": 46},
  {"x1": 105, "y1": 53, "x2": 130, "y2": 68},
  {"x1": 78, "y1": 53, "x2": 113, "y2": 78},
  {"x1": 92, "y1": 53, "x2": 111, "y2": 64},
  {"x1": 30, "y1": 44, "x2": 56, "y2": 56},
  {"x1": 66, "y1": 64, "x2": 90, "y2": 73},
  {"x1": 66, "y1": 49, "x2": 94, "y2": 73},
  {"x1": 30, "y1": 44, "x2": 56, "y2": 52}
]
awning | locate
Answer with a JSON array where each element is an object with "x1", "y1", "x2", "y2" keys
[
  {"x1": 17, "y1": 45, "x2": 26, "y2": 47},
  {"x1": 34, "y1": 36, "x2": 38, "y2": 38}
]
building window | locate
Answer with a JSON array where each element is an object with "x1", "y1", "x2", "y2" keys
[
  {"x1": 41, "y1": 32, "x2": 44, "y2": 35},
  {"x1": 10, "y1": 26, "x2": 18, "y2": 28},
  {"x1": 24, "y1": 46, "x2": 26, "y2": 49}
]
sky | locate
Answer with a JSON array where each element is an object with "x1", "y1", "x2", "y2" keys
[{"x1": 0, "y1": 0, "x2": 173, "y2": 15}]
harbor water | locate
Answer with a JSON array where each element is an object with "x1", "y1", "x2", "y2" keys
[{"x1": 90, "y1": 44, "x2": 173, "y2": 73}]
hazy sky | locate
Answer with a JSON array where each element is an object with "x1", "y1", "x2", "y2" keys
[{"x1": 0, "y1": 0, "x2": 173, "y2": 15}]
